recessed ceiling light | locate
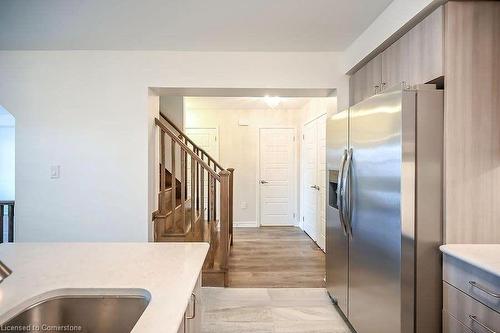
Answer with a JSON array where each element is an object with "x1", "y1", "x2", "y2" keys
[{"x1": 264, "y1": 96, "x2": 281, "y2": 108}]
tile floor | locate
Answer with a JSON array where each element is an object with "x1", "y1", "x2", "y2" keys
[{"x1": 201, "y1": 288, "x2": 352, "y2": 333}]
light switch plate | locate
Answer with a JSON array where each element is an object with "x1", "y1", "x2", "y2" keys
[
  {"x1": 50, "y1": 165, "x2": 60, "y2": 179},
  {"x1": 240, "y1": 201, "x2": 247, "y2": 209}
]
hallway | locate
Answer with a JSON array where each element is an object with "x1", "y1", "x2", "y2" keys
[{"x1": 227, "y1": 227, "x2": 325, "y2": 288}]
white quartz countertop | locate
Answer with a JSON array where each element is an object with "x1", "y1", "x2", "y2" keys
[
  {"x1": 440, "y1": 244, "x2": 500, "y2": 277},
  {"x1": 0, "y1": 242, "x2": 209, "y2": 333}
]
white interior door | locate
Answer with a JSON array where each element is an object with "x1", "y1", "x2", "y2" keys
[
  {"x1": 259, "y1": 128, "x2": 295, "y2": 226},
  {"x1": 317, "y1": 115, "x2": 327, "y2": 250},
  {"x1": 302, "y1": 121, "x2": 318, "y2": 240},
  {"x1": 185, "y1": 128, "x2": 219, "y2": 218},
  {"x1": 301, "y1": 115, "x2": 327, "y2": 250}
]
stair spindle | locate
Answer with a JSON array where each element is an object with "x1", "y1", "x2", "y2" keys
[
  {"x1": 228, "y1": 168, "x2": 235, "y2": 246},
  {"x1": 171, "y1": 138, "x2": 177, "y2": 231},
  {"x1": 219, "y1": 170, "x2": 231, "y2": 277},
  {"x1": 195, "y1": 148, "x2": 200, "y2": 211},
  {"x1": 191, "y1": 156, "x2": 196, "y2": 226},
  {"x1": 200, "y1": 167, "x2": 205, "y2": 218},
  {"x1": 180, "y1": 149, "x2": 186, "y2": 232},
  {"x1": 208, "y1": 175, "x2": 215, "y2": 221},
  {"x1": 160, "y1": 131, "x2": 166, "y2": 214}
]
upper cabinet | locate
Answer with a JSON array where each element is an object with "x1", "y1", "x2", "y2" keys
[
  {"x1": 381, "y1": 33, "x2": 411, "y2": 90},
  {"x1": 407, "y1": 6, "x2": 444, "y2": 85},
  {"x1": 350, "y1": 6, "x2": 444, "y2": 106},
  {"x1": 350, "y1": 54, "x2": 382, "y2": 106}
]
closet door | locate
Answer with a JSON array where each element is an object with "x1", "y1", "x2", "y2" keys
[
  {"x1": 316, "y1": 115, "x2": 327, "y2": 251},
  {"x1": 301, "y1": 115, "x2": 327, "y2": 251},
  {"x1": 302, "y1": 120, "x2": 318, "y2": 240}
]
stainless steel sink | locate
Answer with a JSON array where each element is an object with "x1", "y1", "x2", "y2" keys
[{"x1": 1, "y1": 289, "x2": 150, "y2": 333}]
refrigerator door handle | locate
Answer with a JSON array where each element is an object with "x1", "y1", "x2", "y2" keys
[
  {"x1": 337, "y1": 149, "x2": 348, "y2": 235},
  {"x1": 342, "y1": 148, "x2": 353, "y2": 237}
]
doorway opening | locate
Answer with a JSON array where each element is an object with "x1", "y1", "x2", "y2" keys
[
  {"x1": 150, "y1": 88, "x2": 335, "y2": 288},
  {"x1": 0, "y1": 105, "x2": 15, "y2": 243}
]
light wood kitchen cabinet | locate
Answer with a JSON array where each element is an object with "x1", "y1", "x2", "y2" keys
[
  {"x1": 442, "y1": 254, "x2": 500, "y2": 333},
  {"x1": 177, "y1": 274, "x2": 202, "y2": 333},
  {"x1": 408, "y1": 6, "x2": 444, "y2": 85},
  {"x1": 350, "y1": 6, "x2": 444, "y2": 106},
  {"x1": 349, "y1": 54, "x2": 382, "y2": 105},
  {"x1": 381, "y1": 33, "x2": 410, "y2": 90},
  {"x1": 444, "y1": 1, "x2": 500, "y2": 243}
]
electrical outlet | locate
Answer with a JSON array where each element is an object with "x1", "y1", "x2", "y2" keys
[{"x1": 50, "y1": 165, "x2": 61, "y2": 179}]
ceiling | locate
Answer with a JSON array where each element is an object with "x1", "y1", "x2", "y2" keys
[
  {"x1": 0, "y1": 0, "x2": 393, "y2": 51},
  {"x1": 184, "y1": 97, "x2": 325, "y2": 110}
]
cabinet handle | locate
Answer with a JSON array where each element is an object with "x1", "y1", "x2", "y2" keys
[
  {"x1": 469, "y1": 315, "x2": 497, "y2": 333},
  {"x1": 374, "y1": 85, "x2": 380, "y2": 94},
  {"x1": 186, "y1": 293, "x2": 196, "y2": 320},
  {"x1": 469, "y1": 281, "x2": 500, "y2": 298},
  {"x1": 381, "y1": 82, "x2": 386, "y2": 91}
]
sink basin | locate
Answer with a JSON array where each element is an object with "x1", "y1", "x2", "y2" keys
[{"x1": 1, "y1": 289, "x2": 150, "y2": 333}]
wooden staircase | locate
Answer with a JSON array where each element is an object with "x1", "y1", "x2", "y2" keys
[{"x1": 152, "y1": 114, "x2": 234, "y2": 287}]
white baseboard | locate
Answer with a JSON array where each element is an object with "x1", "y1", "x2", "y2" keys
[{"x1": 234, "y1": 221, "x2": 258, "y2": 228}]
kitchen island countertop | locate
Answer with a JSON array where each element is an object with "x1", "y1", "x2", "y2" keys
[{"x1": 0, "y1": 242, "x2": 209, "y2": 333}]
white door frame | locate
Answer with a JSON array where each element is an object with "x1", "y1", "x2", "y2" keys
[
  {"x1": 299, "y1": 113, "x2": 327, "y2": 237},
  {"x1": 257, "y1": 127, "x2": 298, "y2": 227}
]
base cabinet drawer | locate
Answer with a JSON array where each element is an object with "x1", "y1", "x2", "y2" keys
[
  {"x1": 443, "y1": 310, "x2": 473, "y2": 333},
  {"x1": 444, "y1": 255, "x2": 500, "y2": 313},
  {"x1": 444, "y1": 282, "x2": 500, "y2": 333}
]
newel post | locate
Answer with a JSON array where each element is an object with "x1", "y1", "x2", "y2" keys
[
  {"x1": 219, "y1": 170, "x2": 231, "y2": 271},
  {"x1": 227, "y1": 168, "x2": 235, "y2": 246}
]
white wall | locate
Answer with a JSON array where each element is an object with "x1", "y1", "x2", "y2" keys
[
  {"x1": 0, "y1": 51, "x2": 345, "y2": 242},
  {"x1": 0, "y1": 108, "x2": 15, "y2": 200},
  {"x1": 342, "y1": 0, "x2": 440, "y2": 73},
  {"x1": 159, "y1": 96, "x2": 184, "y2": 129}
]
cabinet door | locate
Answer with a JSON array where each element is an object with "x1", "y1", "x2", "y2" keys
[
  {"x1": 408, "y1": 6, "x2": 444, "y2": 84},
  {"x1": 381, "y1": 33, "x2": 410, "y2": 90},
  {"x1": 185, "y1": 274, "x2": 202, "y2": 333},
  {"x1": 349, "y1": 54, "x2": 382, "y2": 105},
  {"x1": 350, "y1": 65, "x2": 365, "y2": 105}
]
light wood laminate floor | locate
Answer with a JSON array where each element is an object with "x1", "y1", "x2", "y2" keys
[
  {"x1": 202, "y1": 287, "x2": 351, "y2": 333},
  {"x1": 227, "y1": 227, "x2": 325, "y2": 288}
]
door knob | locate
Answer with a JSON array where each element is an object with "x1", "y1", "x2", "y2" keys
[
  {"x1": 310, "y1": 185, "x2": 320, "y2": 190},
  {"x1": 260, "y1": 180, "x2": 269, "y2": 184}
]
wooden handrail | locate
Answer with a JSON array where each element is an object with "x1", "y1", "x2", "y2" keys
[
  {"x1": 155, "y1": 118, "x2": 220, "y2": 180},
  {"x1": 159, "y1": 113, "x2": 224, "y2": 171}
]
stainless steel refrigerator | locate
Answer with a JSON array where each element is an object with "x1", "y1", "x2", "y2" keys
[{"x1": 326, "y1": 86, "x2": 444, "y2": 333}]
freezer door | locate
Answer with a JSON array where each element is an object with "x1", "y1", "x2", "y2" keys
[
  {"x1": 348, "y1": 90, "x2": 407, "y2": 333},
  {"x1": 325, "y1": 110, "x2": 349, "y2": 316}
]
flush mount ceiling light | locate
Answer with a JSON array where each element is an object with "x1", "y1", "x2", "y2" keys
[{"x1": 264, "y1": 96, "x2": 281, "y2": 108}]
